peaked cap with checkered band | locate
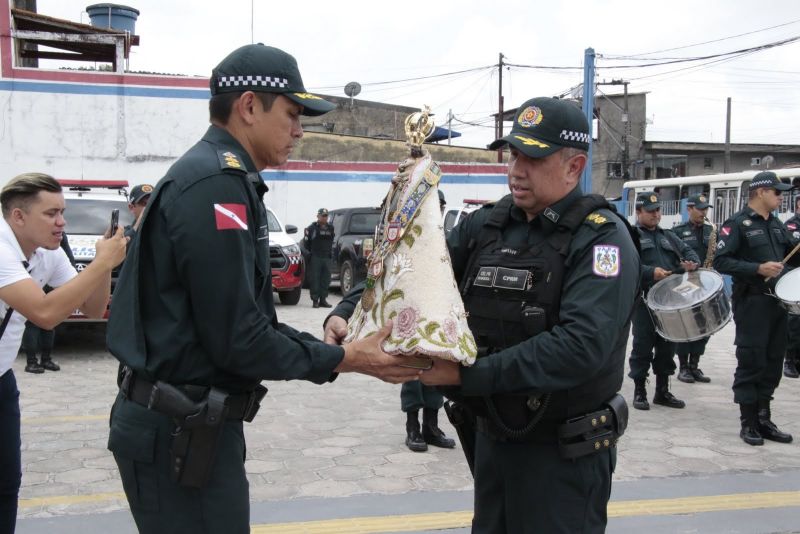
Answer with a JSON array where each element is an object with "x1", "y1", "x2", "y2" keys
[
  {"x1": 210, "y1": 44, "x2": 335, "y2": 117},
  {"x1": 489, "y1": 96, "x2": 590, "y2": 158}
]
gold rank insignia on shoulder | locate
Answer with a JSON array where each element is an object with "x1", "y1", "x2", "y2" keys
[
  {"x1": 586, "y1": 212, "x2": 607, "y2": 225},
  {"x1": 218, "y1": 150, "x2": 244, "y2": 171}
]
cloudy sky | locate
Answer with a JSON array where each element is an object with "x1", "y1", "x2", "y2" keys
[{"x1": 37, "y1": 0, "x2": 800, "y2": 149}]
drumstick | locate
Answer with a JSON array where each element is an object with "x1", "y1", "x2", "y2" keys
[{"x1": 764, "y1": 241, "x2": 800, "y2": 282}]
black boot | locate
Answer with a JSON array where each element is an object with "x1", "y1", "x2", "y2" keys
[
  {"x1": 632, "y1": 379, "x2": 649, "y2": 410},
  {"x1": 405, "y1": 410, "x2": 428, "y2": 452},
  {"x1": 784, "y1": 351, "x2": 799, "y2": 378},
  {"x1": 312, "y1": 298, "x2": 319, "y2": 309},
  {"x1": 653, "y1": 375, "x2": 685, "y2": 408},
  {"x1": 689, "y1": 353, "x2": 710, "y2": 383},
  {"x1": 739, "y1": 403, "x2": 764, "y2": 446},
  {"x1": 422, "y1": 408, "x2": 456, "y2": 448},
  {"x1": 677, "y1": 354, "x2": 694, "y2": 383},
  {"x1": 318, "y1": 299, "x2": 332, "y2": 308},
  {"x1": 757, "y1": 401, "x2": 793, "y2": 443},
  {"x1": 24, "y1": 353, "x2": 44, "y2": 374},
  {"x1": 40, "y1": 352, "x2": 60, "y2": 372}
]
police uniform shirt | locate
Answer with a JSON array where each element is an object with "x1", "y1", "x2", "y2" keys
[
  {"x1": 305, "y1": 222, "x2": 335, "y2": 256},
  {"x1": 447, "y1": 186, "x2": 640, "y2": 396},
  {"x1": 636, "y1": 224, "x2": 700, "y2": 292},
  {"x1": 0, "y1": 217, "x2": 76, "y2": 376},
  {"x1": 107, "y1": 125, "x2": 344, "y2": 391},
  {"x1": 785, "y1": 213, "x2": 800, "y2": 243},
  {"x1": 714, "y1": 207, "x2": 800, "y2": 286},
  {"x1": 672, "y1": 220, "x2": 715, "y2": 265}
]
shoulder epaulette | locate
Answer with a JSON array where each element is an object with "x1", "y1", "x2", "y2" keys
[{"x1": 217, "y1": 150, "x2": 247, "y2": 173}]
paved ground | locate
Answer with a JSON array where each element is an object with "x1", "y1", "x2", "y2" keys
[{"x1": 11, "y1": 287, "x2": 800, "y2": 532}]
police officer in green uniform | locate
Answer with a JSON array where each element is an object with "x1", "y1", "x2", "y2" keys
[
  {"x1": 326, "y1": 97, "x2": 640, "y2": 533},
  {"x1": 106, "y1": 44, "x2": 421, "y2": 534},
  {"x1": 400, "y1": 189, "x2": 455, "y2": 452},
  {"x1": 671, "y1": 194, "x2": 716, "y2": 383},
  {"x1": 713, "y1": 171, "x2": 797, "y2": 446},
  {"x1": 304, "y1": 208, "x2": 334, "y2": 308},
  {"x1": 629, "y1": 192, "x2": 699, "y2": 411},
  {"x1": 783, "y1": 196, "x2": 800, "y2": 378}
]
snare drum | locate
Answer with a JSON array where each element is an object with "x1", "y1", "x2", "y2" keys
[
  {"x1": 775, "y1": 268, "x2": 800, "y2": 315},
  {"x1": 646, "y1": 268, "x2": 732, "y2": 342}
]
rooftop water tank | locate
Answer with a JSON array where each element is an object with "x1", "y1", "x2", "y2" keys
[{"x1": 86, "y1": 4, "x2": 139, "y2": 34}]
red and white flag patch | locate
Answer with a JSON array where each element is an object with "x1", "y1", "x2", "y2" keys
[
  {"x1": 214, "y1": 203, "x2": 248, "y2": 231},
  {"x1": 721, "y1": 226, "x2": 731, "y2": 236}
]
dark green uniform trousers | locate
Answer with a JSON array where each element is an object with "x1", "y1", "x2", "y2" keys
[
  {"x1": 787, "y1": 315, "x2": 800, "y2": 352},
  {"x1": 400, "y1": 381, "x2": 444, "y2": 412},
  {"x1": 108, "y1": 393, "x2": 250, "y2": 533},
  {"x1": 628, "y1": 298, "x2": 677, "y2": 380},
  {"x1": 732, "y1": 294, "x2": 786, "y2": 404},
  {"x1": 675, "y1": 336, "x2": 710, "y2": 357},
  {"x1": 308, "y1": 255, "x2": 331, "y2": 302},
  {"x1": 472, "y1": 431, "x2": 614, "y2": 533}
]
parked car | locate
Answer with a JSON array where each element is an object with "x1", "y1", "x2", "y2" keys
[
  {"x1": 300, "y1": 206, "x2": 382, "y2": 294},
  {"x1": 60, "y1": 179, "x2": 134, "y2": 321},
  {"x1": 265, "y1": 207, "x2": 304, "y2": 305},
  {"x1": 443, "y1": 198, "x2": 490, "y2": 234}
]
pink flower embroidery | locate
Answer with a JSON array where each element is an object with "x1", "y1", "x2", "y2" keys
[
  {"x1": 396, "y1": 307, "x2": 420, "y2": 338},
  {"x1": 443, "y1": 319, "x2": 458, "y2": 343}
]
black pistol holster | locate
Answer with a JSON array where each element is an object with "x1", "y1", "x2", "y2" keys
[
  {"x1": 443, "y1": 400, "x2": 477, "y2": 476},
  {"x1": 556, "y1": 393, "x2": 628, "y2": 460},
  {"x1": 120, "y1": 367, "x2": 268, "y2": 489}
]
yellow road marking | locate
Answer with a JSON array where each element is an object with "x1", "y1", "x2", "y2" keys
[
  {"x1": 20, "y1": 490, "x2": 800, "y2": 531},
  {"x1": 22, "y1": 414, "x2": 107, "y2": 424}
]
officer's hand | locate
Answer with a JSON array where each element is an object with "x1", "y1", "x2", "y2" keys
[
  {"x1": 681, "y1": 261, "x2": 699, "y2": 272},
  {"x1": 654, "y1": 267, "x2": 672, "y2": 281},
  {"x1": 94, "y1": 227, "x2": 129, "y2": 270},
  {"x1": 758, "y1": 261, "x2": 784, "y2": 279},
  {"x1": 420, "y1": 358, "x2": 461, "y2": 386},
  {"x1": 323, "y1": 315, "x2": 348, "y2": 345},
  {"x1": 337, "y1": 321, "x2": 422, "y2": 384}
]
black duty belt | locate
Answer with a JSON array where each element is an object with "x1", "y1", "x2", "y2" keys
[
  {"x1": 120, "y1": 368, "x2": 265, "y2": 422},
  {"x1": 475, "y1": 394, "x2": 629, "y2": 460}
]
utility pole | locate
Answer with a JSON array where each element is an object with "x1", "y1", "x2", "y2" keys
[
  {"x1": 724, "y1": 97, "x2": 732, "y2": 173},
  {"x1": 447, "y1": 109, "x2": 453, "y2": 146},
  {"x1": 580, "y1": 47, "x2": 595, "y2": 193},
  {"x1": 496, "y1": 53, "x2": 505, "y2": 163}
]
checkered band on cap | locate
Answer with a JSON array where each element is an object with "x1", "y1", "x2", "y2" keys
[
  {"x1": 216, "y1": 75, "x2": 289, "y2": 89},
  {"x1": 750, "y1": 178, "x2": 776, "y2": 189},
  {"x1": 559, "y1": 129, "x2": 591, "y2": 144}
]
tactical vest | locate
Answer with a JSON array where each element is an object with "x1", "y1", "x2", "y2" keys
[
  {"x1": 459, "y1": 193, "x2": 635, "y2": 425},
  {"x1": 309, "y1": 223, "x2": 335, "y2": 256}
]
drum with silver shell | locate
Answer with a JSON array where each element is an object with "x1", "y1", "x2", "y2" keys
[
  {"x1": 646, "y1": 268, "x2": 732, "y2": 342},
  {"x1": 774, "y1": 268, "x2": 800, "y2": 315}
]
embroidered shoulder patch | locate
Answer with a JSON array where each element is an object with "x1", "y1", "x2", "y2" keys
[
  {"x1": 592, "y1": 245, "x2": 620, "y2": 278},
  {"x1": 214, "y1": 203, "x2": 248, "y2": 231}
]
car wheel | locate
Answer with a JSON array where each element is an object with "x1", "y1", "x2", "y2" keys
[
  {"x1": 340, "y1": 260, "x2": 354, "y2": 295},
  {"x1": 279, "y1": 286, "x2": 302, "y2": 305}
]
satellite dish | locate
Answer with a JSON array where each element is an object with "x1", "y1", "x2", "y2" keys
[
  {"x1": 344, "y1": 81, "x2": 361, "y2": 98},
  {"x1": 763, "y1": 155, "x2": 775, "y2": 169}
]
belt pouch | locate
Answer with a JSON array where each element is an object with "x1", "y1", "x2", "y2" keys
[{"x1": 170, "y1": 388, "x2": 229, "y2": 488}]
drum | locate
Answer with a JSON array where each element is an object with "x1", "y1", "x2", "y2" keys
[
  {"x1": 646, "y1": 268, "x2": 732, "y2": 342},
  {"x1": 775, "y1": 268, "x2": 800, "y2": 315}
]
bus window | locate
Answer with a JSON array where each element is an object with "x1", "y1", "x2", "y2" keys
[
  {"x1": 739, "y1": 181, "x2": 750, "y2": 211},
  {"x1": 653, "y1": 185, "x2": 679, "y2": 201},
  {"x1": 681, "y1": 184, "x2": 709, "y2": 199}
]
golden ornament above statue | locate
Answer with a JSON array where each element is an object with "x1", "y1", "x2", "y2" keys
[{"x1": 404, "y1": 106, "x2": 435, "y2": 156}]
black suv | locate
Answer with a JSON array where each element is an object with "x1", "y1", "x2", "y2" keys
[{"x1": 301, "y1": 206, "x2": 381, "y2": 294}]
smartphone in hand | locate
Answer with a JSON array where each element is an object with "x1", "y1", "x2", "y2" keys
[{"x1": 109, "y1": 209, "x2": 119, "y2": 237}]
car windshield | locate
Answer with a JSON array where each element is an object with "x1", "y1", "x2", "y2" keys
[
  {"x1": 65, "y1": 198, "x2": 134, "y2": 235},
  {"x1": 266, "y1": 210, "x2": 282, "y2": 232}
]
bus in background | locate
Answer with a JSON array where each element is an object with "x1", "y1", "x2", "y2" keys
[{"x1": 614, "y1": 167, "x2": 800, "y2": 228}]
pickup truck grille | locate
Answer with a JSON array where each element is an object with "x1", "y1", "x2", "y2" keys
[{"x1": 270, "y1": 246, "x2": 287, "y2": 270}]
